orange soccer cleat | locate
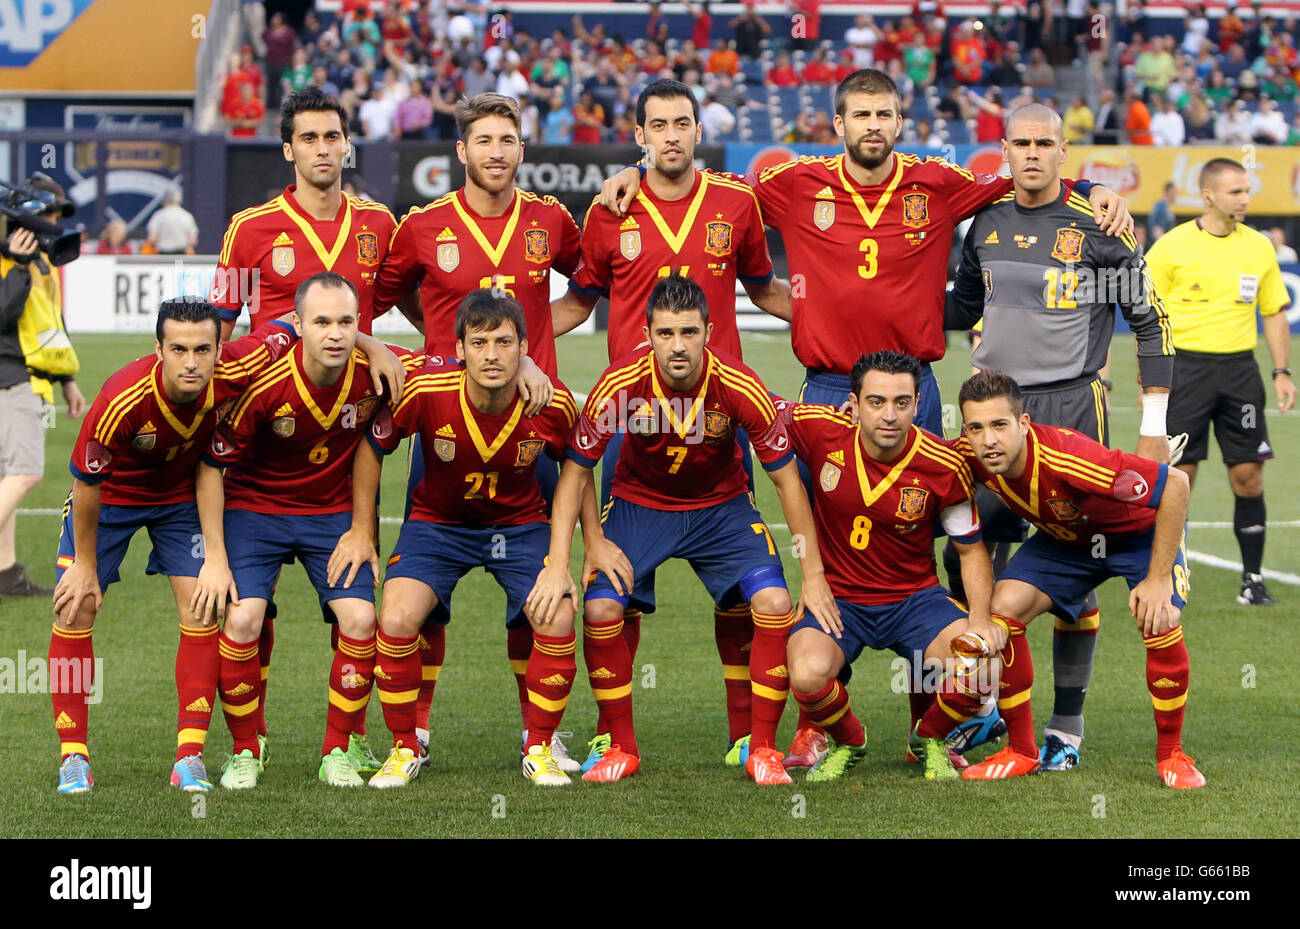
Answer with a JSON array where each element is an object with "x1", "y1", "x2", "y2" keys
[
  {"x1": 961, "y1": 746, "x2": 1041, "y2": 780},
  {"x1": 581, "y1": 745, "x2": 641, "y2": 783},
  {"x1": 1157, "y1": 750, "x2": 1206, "y2": 789},
  {"x1": 782, "y1": 727, "x2": 830, "y2": 770},
  {"x1": 746, "y1": 747, "x2": 793, "y2": 785}
]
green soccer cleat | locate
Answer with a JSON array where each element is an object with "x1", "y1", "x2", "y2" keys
[
  {"x1": 910, "y1": 723, "x2": 959, "y2": 780},
  {"x1": 257, "y1": 733, "x2": 270, "y2": 772},
  {"x1": 345, "y1": 733, "x2": 383, "y2": 776},
  {"x1": 220, "y1": 749, "x2": 261, "y2": 790},
  {"x1": 319, "y1": 747, "x2": 365, "y2": 787},
  {"x1": 724, "y1": 734, "x2": 751, "y2": 767},
  {"x1": 805, "y1": 739, "x2": 868, "y2": 783}
]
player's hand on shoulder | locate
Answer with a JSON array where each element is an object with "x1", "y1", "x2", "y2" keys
[
  {"x1": 517, "y1": 357, "x2": 554, "y2": 416},
  {"x1": 526, "y1": 562, "x2": 577, "y2": 626},
  {"x1": 190, "y1": 559, "x2": 238, "y2": 625},
  {"x1": 327, "y1": 526, "x2": 378, "y2": 590},
  {"x1": 581, "y1": 536, "x2": 633, "y2": 596},
  {"x1": 1128, "y1": 575, "x2": 1178, "y2": 636},
  {"x1": 796, "y1": 574, "x2": 842, "y2": 639},
  {"x1": 1088, "y1": 185, "x2": 1135, "y2": 237},
  {"x1": 52, "y1": 562, "x2": 102, "y2": 626},
  {"x1": 367, "y1": 343, "x2": 408, "y2": 408},
  {"x1": 600, "y1": 166, "x2": 642, "y2": 217}
]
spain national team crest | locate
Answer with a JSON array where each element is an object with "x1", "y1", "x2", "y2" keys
[
  {"x1": 704, "y1": 221, "x2": 733, "y2": 257},
  {"x1": 437, "y1": 242, "x2": 460, "y2": 272},
  {"x1": 271, "y1": 416, "x2": 295, "y2": 438},
  {"x1": 434, "y1": 437, "x2": 456, "y2": 462},
  {"x1": 356, "y1": 232, "x2": 380, "y2": 266},
  {"x1": 813, "y1": 201, "x2": 835, "y2": 231},
  {"x1": 901, "y1": 192, "x2": 929, "y2": 228},
  {"x1": 524, "y1": 228, "x2": 550, "y2": 264},
  {"x1": 819, "y1": 462, "x2": 841, "y2": 492},
  {"x1": 515, "y1": 438, "x2": 546, "y2": 467},
  {"x1": 1051, "y1": 228, "x2": 1085, "y2": 263},
  {"x1": 1047, "y1": 497, "x2": 1083, "y2": 520},
  {"x1": 896, "y1": 486, "x2": 930, "y2": 520},
  {"x1": 703, "y1": 410, "x2": 731, "y2": 438},
  {"x1": 620, "y1": 230, "x2": 641, "y2": 261},
  {"x1": 355, "y1": 396, "x2": 381, "y2": 423},
  {"x1": 271, "y1": 244, "x2": 295, "y2": 276}
]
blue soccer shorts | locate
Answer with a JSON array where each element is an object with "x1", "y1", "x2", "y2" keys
[
  {"x1": 56, "y1": 494, "x2": 203, "y2": 590},
  {"x1": 790, "y1": 585, "x2": 969, "y2": 669}
]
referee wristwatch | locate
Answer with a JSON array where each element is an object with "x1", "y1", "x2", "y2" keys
[{"x1": 1272, "y1": 368, "x2": 1292, "y2": 378}]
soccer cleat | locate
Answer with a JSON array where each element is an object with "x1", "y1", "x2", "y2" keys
[
  {"x1": 1167, "y1": 432, "x2": 1189, "y2": 466},
  {"x1": 905, "y1": 746, "x2": 970, "y2": 768},
  {"x1": 219, "y1": 749, "x2": 261, "y2": 790},
  {"x1": 1157, "y1": 750, "x2": 1206, "y2": 789},
  {"x1": 805, "y1": 739, "x2": 868, "y2": 783},
  {"x1": 746, "y1": 746, "x2": 793, "y2": 785},
  {"x1": 580, "y1": 733, "x2": 612, "y2": 773},
  {"x1": 257, "y1": 733, "x2": 270, "y2": 771},
  {"x1": 369, "y1": 744, "x2": 422, "y2": 789},
  {"x1": 946, "y1": 706, "x2": 1007, "y2": 755},
  {"x1": 549, "y1": 732, "x2": 581, "y2": 773},
  {"x1": 725, "y1": 734, "x2": 752, "y2": 767},
  {"x1": 910, "y1": 723, "x2": 959, "y2": 780},
  {"x1": 783, "y1": 727, "x2": 830, "y2": 770},
  {"x1": 416, "y1": 731, "x2": 431, "y2": 766},
  {"x1": 1039, "y1": 734, "x2": 1081, "y2": 772},
  {"x1": 57, "y1": 754, "x2": 93, "y2": 795},
  {"x1": 581, "y1": 744, "x2": 640, "y2": 783},
  {"x1": 522, "y1": 743, "x2": 572, "y2": 787},
  {"x1": 345, "y1": 733, "x2": 384, "y2": 776},
  {"x1": 319, "y1": 747, "x2": 365, "y2": 787},
  {"x1": 1237, "y1": 574, "x2": 1276, "y2": 606},
  {"x1": 962, "y1": 746, "x2": 1041, "y2": 780},
  {"x1": 170, "y1": 754, "x2": 213, "y2": 792}
]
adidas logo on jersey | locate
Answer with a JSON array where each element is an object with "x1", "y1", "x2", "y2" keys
[
  {"x1": 55, "y1": 711, "x2": 76, "y2": 730},
  {"x1": 1152, "y1": 677, "x2": 1180, "y2": 689},
  {"x1": 436, "y1": 424, "x2": 456, "y2": 438},
  {"x1": 814, "y1": 186, "x2": 835, "y2": 200},
  {"x1": 272, "y1": 231, "x2": 293, "y2": 247},
  {"x1": 223, "y1": 682, "x2": 252, "y2": 698},
  {"x1": 274, "y1": 403, "x2": 294, "y2": 417},
  {"x1": 765, "y1": 665, "x2": 789, "y2": 678},
  {"x1": 590, "y1": 666, "x2": 616, "y2": 679},
  {"x1": 984, "y1": 231, "x2": 999, "y2": 244},
  {"x1": 619, "y1": 215, "x2": 640, "y2": 230},
  {"x1": 139, "y1": 420, "x2": 156, "y2": 433},
  {"x1": 185, "y1": 696, "x2": 212, "y2": 714},
  {"x1": 540, "y1": 673, "x2": 570, "y2": 686},
  {"x1": 436, "y1": 226, "x2": 457, "y2": 241},
  {"x1": 827, "y1": 449, "x2": 845, "y2": 467}
]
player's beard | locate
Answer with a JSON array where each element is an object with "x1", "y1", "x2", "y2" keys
[
  {"x1": 650, "y1": 145, "x2": 693, "y2": 181},
  {"x1": 466, "y1": 158, "x2": 517, "y2": 196},
  {"x1": 845, "y1": 132, "x2": 895, "y2": 171}
]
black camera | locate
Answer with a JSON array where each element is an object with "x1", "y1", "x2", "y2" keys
[{"x1": 0, "y1": 173, "x2": 82, "y2": 266}]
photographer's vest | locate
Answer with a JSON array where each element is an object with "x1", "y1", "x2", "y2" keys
[{"x1": 0, "y1": 255, "x2": 79, "y2": 403}]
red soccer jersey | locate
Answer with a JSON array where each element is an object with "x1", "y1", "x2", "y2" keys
[
  {"x1": 753, "y1": 152, "x2": 1012, "y2": 369},
  {"x1": 210, "y1": 186, "x2": 398, "y2": 334},
  {"x1": 204, "y1": 342, "x2": 424, "y2": 514},
  {"x1": 568, "y1": 347, "x2": 793, "y2": 511},
  {"x1": 786, "y1": 404, "x2": 980, "y2": 604},
  {"x1": 373, "y1": 188, "x2": 580, "y2": 377},
  {"x1": 570, "y1": 170, "x2": 774, "y2": 362},
  {"x1": 368, "y1": 361, "x2": 578, "y2": 526},
  {"x1": 954, "y1": 422, "x2": 1167, "y2": 543},
  {"x1": 70, "y1": 323, "x2": 297, "y2": 507}
]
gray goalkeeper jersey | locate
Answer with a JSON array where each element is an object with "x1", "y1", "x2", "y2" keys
[{"x1": 945, "y1": 187, "x2": 1175, "y2": 389}]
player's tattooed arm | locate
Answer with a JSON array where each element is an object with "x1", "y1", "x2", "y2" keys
[
  {"x1": 1130, "y1": 466, "x2": 1189, "y2": 636},
  {"x1": 517, "y1": 355, "x2": 554, "y2": 417},
  {"x1": 190, "y1": 462, "x2": 239, "y2": 625},
  {"x1": 354, "y1": 333, "x2": 408, "y2": 407},
  {"x1": 769, "y1": 460, "x2": 842, "y2": 636},
  {"x1": 743, "y1": 276, "x2": 793, "y2": 323},
  {"x1": 527, "y1": 459, "x2": 586, "y2": 624},
  {"x1": 952, "y1": 538, "x2": 1005, "y2": 651},
  {"x1": 327, "y1": 442, "x2": 382, "y2": 590},
  {"x1": 52, "y1": 479, "x2": 104, "y2": 626},
  {"x1": 579, "y1": 473, "x2": 632, "y2": 595},
  {"x1": 551, "y1": 289, "x2": 599, "y2": 337}
]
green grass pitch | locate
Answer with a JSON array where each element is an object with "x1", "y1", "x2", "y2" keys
[{"x1": 1, "y1": 330, "x2": 1296, "y2": 838}]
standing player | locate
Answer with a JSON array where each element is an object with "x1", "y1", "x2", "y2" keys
[
  {"x1": 192, "y1": 272, "x2": 420, "y2": 789},
  {"x1": 208, "y1": 86, "x2": 409, "y2": 772},
  {"x1": 372, "y1": 92, "x2": 574, "y2": 765},
  {"x1": 551, "y1": 79, "x2": 792, "y2": 764},
  {"x1": 1145, "y1": 157, "x2": 1295, "y2": 607},
  {"x1": 530, "y1": 276, "x2": 837, "y2": 786},
  {"x1": 49, "y1": 299, "x2": 296, "y2": 794},
  {"x1": 783, "y1": 351, "x2": 1000, "y2": 782},
  {"x1": 956, "y1": 371, "x2": 1204, "y2": 788},
  {"x1": 352, "y1": 290, "x2": 588, "y2": 788},
  {"x1": 942, "y1": 103, "x2": 1175, "y2": 772}
]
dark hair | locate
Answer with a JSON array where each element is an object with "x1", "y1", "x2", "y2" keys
[
  {"x1": 958, "y1": 370, "x2": 1025, "y2": 417},
  {"x1": 644, "y1": 274, "x2": 709, "y2": 326},
  {"x1": 280, "y1": 85, "x2": 351, "y2": 144},
  {"x1": 456, "y1": 92, "x2": 522, "y2": 138},
  {"x1": 833, "y1": 68, "x2": 902, "y2": 119},
  {"x1": 1199, "y1": 156, "x2": 1246, "y2": 191},
  {"x1": 455, "y1": 288, "x2": 527, "y2": 342},
  {"x1": 156, "y1": 297, "x2": 222, "y2": 343},
  {"x1": 635, "y1": 78, "x2": 701, "y2": 128},
  {"x1": 295, "y1": 270, "x2": 359, "y2": 313},
  {"x1": 850, "y1": 350, "x2": 923, "y2": 396}
]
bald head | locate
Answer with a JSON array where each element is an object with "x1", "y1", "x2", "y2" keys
[
  {"x1": 1002, "y1": 103, "x2": 1068, "y2": 206},
  {"x1": 1006, "y1": 103, "x2": 1064, "y2": 141}
]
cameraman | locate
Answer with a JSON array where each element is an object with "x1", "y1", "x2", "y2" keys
[{"x1": 0, "y1": 178, "x2": 85, "y2": 601}]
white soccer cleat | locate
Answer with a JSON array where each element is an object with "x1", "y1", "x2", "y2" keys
[
  {"x1": 368, "y1": 743, "x2": 422, "y2": 789},
  {"x1": 522, "y1": 743, "x2": 572, "y2": 786}
]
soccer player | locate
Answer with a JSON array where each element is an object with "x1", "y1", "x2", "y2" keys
[
  {"x1": 372, "y1": 92, "x2": 572, "y2": 765},
  {"x1": 49, "y1": 298, "x2": 297, "y2": 794},
  {"x1": 1145, "y1": 157, "x2": 1295, "y2": 607},
  {"x1": 955, "y1": 371, "x2": 1204, "y2": 789},
  {"x1": 192, "y1": 272, "x2": 422, "y2": 789},
  {"x1": 529, "y1": 276, "x2": 838, "y2": 786},
  {"x1": 550, "y1": 79, "x2": 793, "y2": 766},
  {"x1": 353, "y1": 289, "x2": 588, "y2": 788},
  {"x1": 782, "y1": 351, "x2": 1000, "y2": 781},
  {"x1": 208, "y1": 86, "x2": 409, "y2": 770},
  {"x1": 942, "y1": 103, "x2": 1176, "y2": 772}
]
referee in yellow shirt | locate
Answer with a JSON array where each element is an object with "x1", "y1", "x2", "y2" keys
[{"x1": 1145, "y1": 157, "x2": 1296, "y2": 606}]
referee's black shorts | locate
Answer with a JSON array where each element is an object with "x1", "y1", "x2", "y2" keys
[
  {"x1": 1168, "y1": 348, "x2": 1275, "y2": 467},
  {"x1": 977, "y1": 375, "x2": 1111, "y2": 543}
]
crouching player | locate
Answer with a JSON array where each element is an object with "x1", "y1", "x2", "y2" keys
[
  {"x1": 192, "y1": 271, "x2": 422, "y2": 789},
  {"x1": 50, "y1": 298, "x2": 297, "y2": 794},
  {"x1": 956, "y1": 371, "x2": 1203, "y2": 788},
  {"x1": 529, "y1": 275, "x2": 837, "y2": 786},
  {"x1": 355, "y1": 289, "x2": 586, "y2": 788},
  {"x1": 783, "y1": 351, "x2": 1002, "y2": 781}
]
